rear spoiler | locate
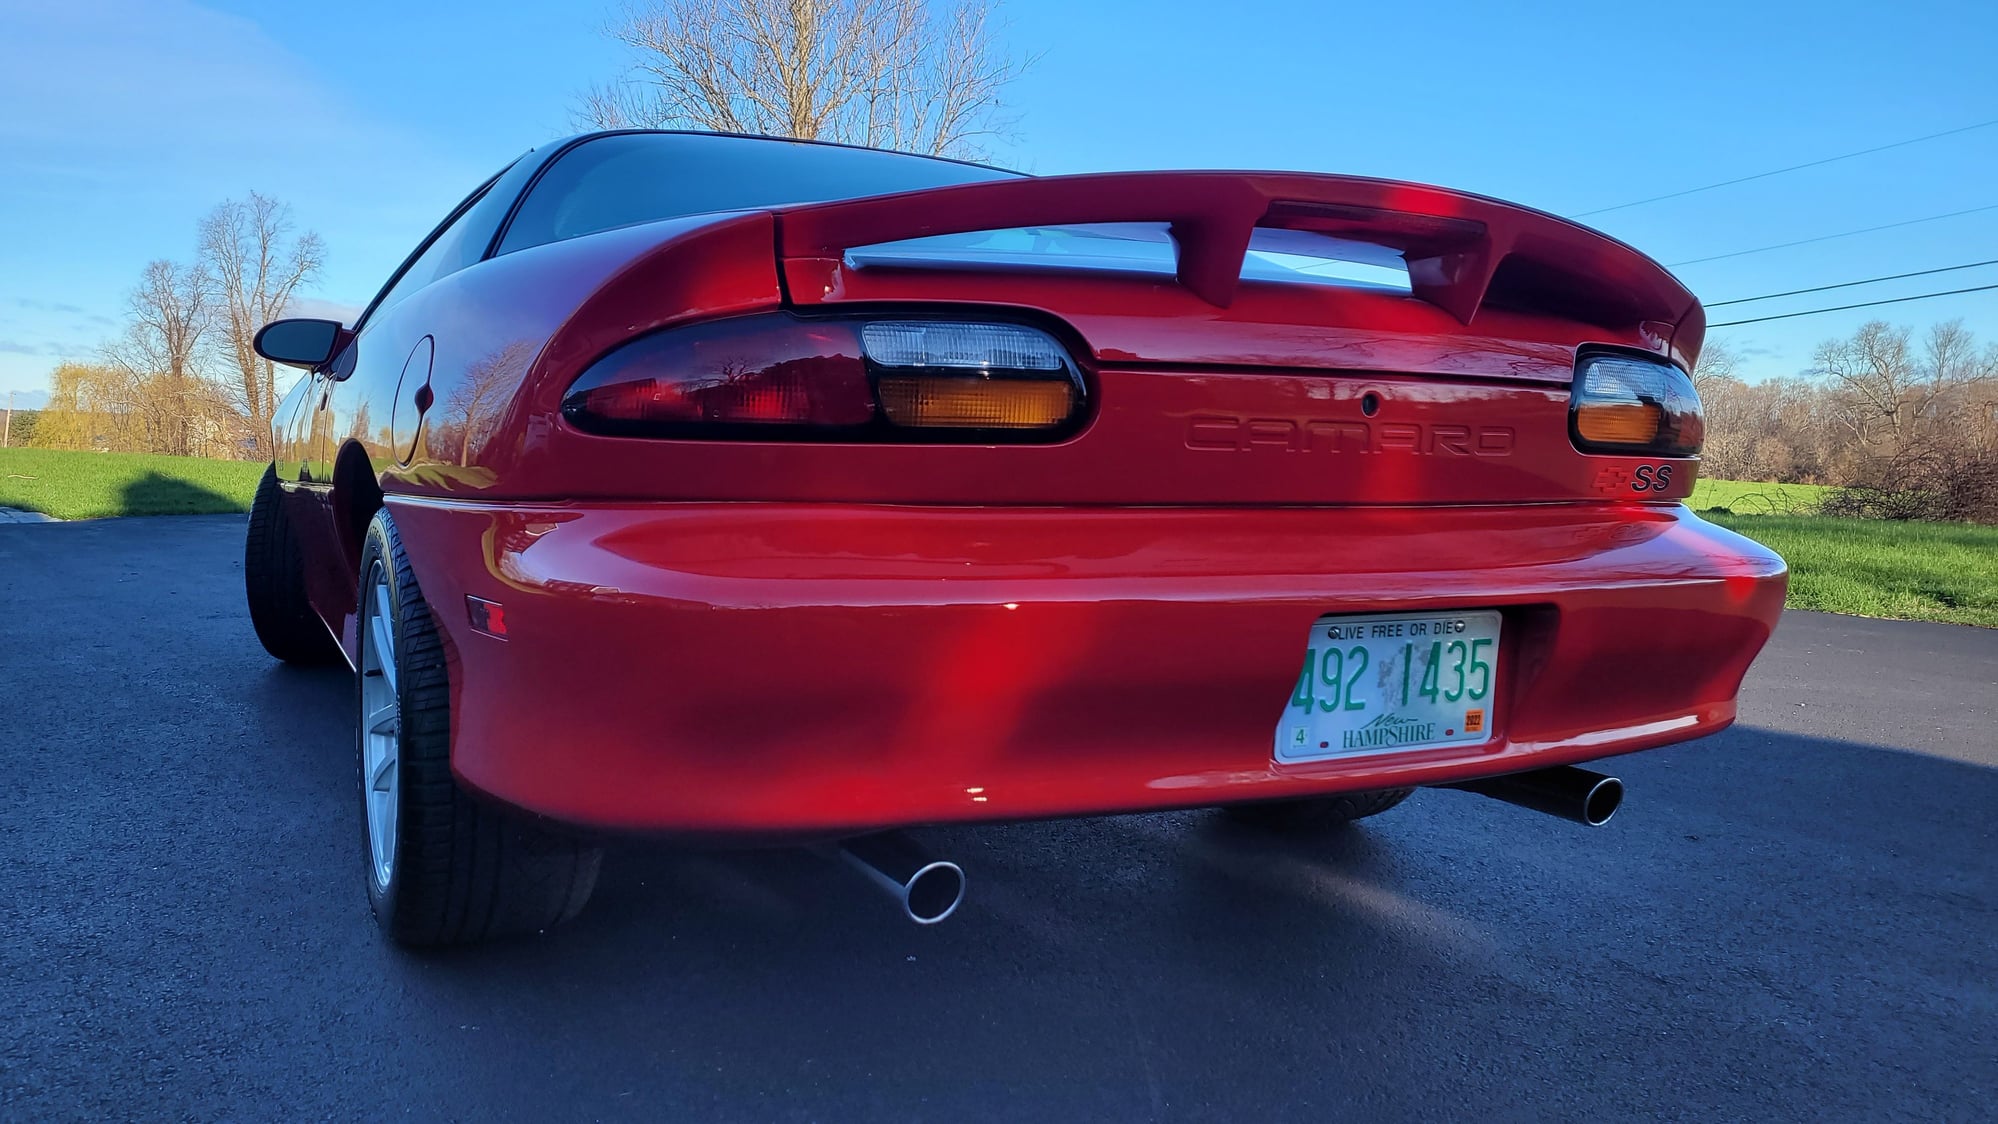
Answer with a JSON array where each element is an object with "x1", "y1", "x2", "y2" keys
[{"x1": 773, "y1": 170, "x2": 1704, "y2": 361}]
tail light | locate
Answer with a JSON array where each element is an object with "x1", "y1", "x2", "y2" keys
[
  {"x1": 1569, "y1": 353, "x2": 1703, "y2": 457},
  {"x1": 561, "y1": 316, "x2": 874, "y2": 432},
  {"x1": 562, "y1": 313, "x2": 1084, "y2": 440}
]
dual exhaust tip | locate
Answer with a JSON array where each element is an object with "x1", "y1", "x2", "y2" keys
[
  {"x1": 835, "y1": 831, "x2": 966, "y2": 925},
  {"x1": 837, "y1": 764, "x2": 1622, "y2": 926},
  {"x1": 1441, "y1": 764, "x2": 1624, "y2": 827}
]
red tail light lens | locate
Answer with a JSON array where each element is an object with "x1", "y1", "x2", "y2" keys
[
  {"x1": 562, "y1": 314, "x2": 874, "y2": 435},
  {"x1": 1569, "y1": 353, "x2": 1704, "y2": 457},
  {"x1": 563, "y1": 313, "x2": 1085, "y2": 441}
]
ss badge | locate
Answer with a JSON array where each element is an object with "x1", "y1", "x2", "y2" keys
[{"x1": 1631, "y1": 464, "x2": 1674, "y2": 492}]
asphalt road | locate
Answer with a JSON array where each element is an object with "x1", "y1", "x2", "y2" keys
[{"x1": 4, "y1": 515, "x2": 1994, "y2": 1122}]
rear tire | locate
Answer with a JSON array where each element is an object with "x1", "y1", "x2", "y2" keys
[
  {"x1": 1223, "y1": 788, "x2": 1415, "y2": 833},
  {"x1": 359, "y1": 509, "x2": 601, "y2": 947},
  {"x1": 244, "y1": 465, "x2": 340, "y2": 665}
]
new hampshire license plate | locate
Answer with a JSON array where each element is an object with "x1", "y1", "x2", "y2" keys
[{"x1": 1274, "y1": 610, "x2": 1502, "y2": 764}]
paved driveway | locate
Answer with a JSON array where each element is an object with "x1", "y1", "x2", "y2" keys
[{"x1": 3, "y1": 515, "x2": 1993, "y2": 1120}]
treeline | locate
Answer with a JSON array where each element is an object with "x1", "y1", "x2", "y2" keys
[
  {"x1": 23, "y1": 192, "x2": 322, "y2": 461},
  {"x1": 1697, "y1": 319, "x2": 1998, "y2": 522}
]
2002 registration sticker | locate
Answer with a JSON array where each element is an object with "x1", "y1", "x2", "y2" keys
[{"x1": 1274, "y1": 610, "x2": 1502, "y2": 763}]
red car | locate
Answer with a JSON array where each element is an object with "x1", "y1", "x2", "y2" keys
[{"x1": 245, "y1": 130, "x2": 1785, "y2": 946}]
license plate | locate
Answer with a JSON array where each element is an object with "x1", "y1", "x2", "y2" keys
[{"x1": 1274, "y1": 610, "x2": 1501, "y2": 763}]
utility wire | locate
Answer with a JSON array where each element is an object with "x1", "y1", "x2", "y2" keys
[
  {"x1": 1707, "y1": 257, "x2": 1998, "y2": 306},
  {"x1": 1668, "y1": 203, "x2": 1998, "y2": 266},
  {"x1": 1571, "y1": 118, "x2": 1998, "y2": 218},
  {"x1": 1708, "y1": 283, "x2": 1998, "y2": 327}
]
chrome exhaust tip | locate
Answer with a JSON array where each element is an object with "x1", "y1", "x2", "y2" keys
[
  {"x1": 1442, "y1": 765, "x2": 1624, "y2": 827},
  {"x1": 835, "y1": 832, "x2": 966, "y2": 924}
]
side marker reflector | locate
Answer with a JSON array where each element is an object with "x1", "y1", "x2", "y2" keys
[{"x1": 466, "y1": 596, "x2": 508, "y2": 639}]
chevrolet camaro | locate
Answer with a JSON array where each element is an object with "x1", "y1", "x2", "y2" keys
[{"x1": 245, "y1": 130, "x2": 1786, "y2": 945}]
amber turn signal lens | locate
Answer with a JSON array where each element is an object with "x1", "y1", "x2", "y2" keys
[
  {"x1": 1568, "y1": 354, "x2": 1704, "y2": 457},
  {"x1": 1574, "y1": 402, "x2": 1662, "y2": 445},
  {"x1": 876, "y1": 376, "x2": 1075, "y2": 429}
]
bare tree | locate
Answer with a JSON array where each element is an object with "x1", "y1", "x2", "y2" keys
[
  {"x1": 438, "y1": 341, "x2": 536, "y2": 466},
  {"x1": 1814, "y1": 321, "x2": 1920, "y2": 450},
  {"x1": 112, "y1": 260, "x2": 211, "y2": 380},
  {"x1": 1690, "y1": 338, "x2": 1739, "y2": 398},
  {"x1": 201, "y1": 193, "x2": 326, "y2": 458},
  {"x1": 101, "y1": 259, "x2": 212, "y2": 456},
  {"x1": 576, "y1": 0, "x2": 1028, "y2": 158}
]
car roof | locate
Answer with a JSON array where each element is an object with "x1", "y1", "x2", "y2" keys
[{"x1": 528, "y1": 129, "x2": 1026, "y2": 180}]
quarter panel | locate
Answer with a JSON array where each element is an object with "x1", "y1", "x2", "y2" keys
[{"x1": 382, "y1": 212, "x2": 785, "y2": 497}]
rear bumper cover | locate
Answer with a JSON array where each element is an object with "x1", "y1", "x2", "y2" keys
[{"x1": 386, "y1": 498, "x2": 1785, "y2": 836}]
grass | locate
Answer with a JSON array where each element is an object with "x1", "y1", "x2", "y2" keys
[
  {"x1": 1687, "y1": 477, "x2": 1831, "y2": 516},
  {"x1": 1706, "y1": 512, "x2": 1998, "y2": 628},
  {"x1": 0, "y1": 447, "x2": 264, "y2": 520}
]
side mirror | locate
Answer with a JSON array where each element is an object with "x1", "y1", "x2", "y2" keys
[{"x1": 253, "y1": 318, "x2": 346, "y2": 371}]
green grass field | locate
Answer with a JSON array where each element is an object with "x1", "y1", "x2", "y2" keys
[
  {"x1": 1687, "y1": 477, "x2": 1831, "y2": 515},
  {"x1": 1706, "y1": 513, "x2": 1998, "y2": 628},
  {"x1": 0, "y1": 447, "x2": 264, "y2": 520}
]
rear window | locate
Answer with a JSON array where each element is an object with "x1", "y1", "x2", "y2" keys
[{"x1": 497, "y1": 132, "x2": 1018, "y2": 256}]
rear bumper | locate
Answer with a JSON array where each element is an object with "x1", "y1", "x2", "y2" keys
[{"x1": 386, "y1": 498, "x2": 1786, "y2": 837}]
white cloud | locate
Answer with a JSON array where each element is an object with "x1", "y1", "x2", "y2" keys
[{"x1": 1, "y1": 1, "x2": 421, "y2": 175}]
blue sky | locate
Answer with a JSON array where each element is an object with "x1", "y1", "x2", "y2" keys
[{"x1": 2, "y1": 0, "x2": 1995, "y2": 401}]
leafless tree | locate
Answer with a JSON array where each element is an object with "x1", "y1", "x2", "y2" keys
[
  {"x1": 201, "y1": 193, "x2": 326, "y2": 458},
  {"x1": 438, "y1": 341, "x2": 536, "y2": 466},
  {"x1": 1795, "y1": 319, "x2": 1998, "y2": 520},
  {"x1": 576, "y1": 0, "x2": 1029, "y2": 158},
  {"x1": 1689, "y1": 338, "x2": 1739, "y2": 398},
  {"x1": 1812, "y1": 320, "x2": 1943, "y2": 452},
  {"x1": 100, "y1": 259, "x2": 212, "y2": 456},
  {"x1": 111, "y1": 260, "x2": 211, "y2": 380}
]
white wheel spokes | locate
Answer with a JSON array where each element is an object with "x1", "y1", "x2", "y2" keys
[
  {"x1": 360, "y1": 562, "x2": 400, "y2": 891},
  {"x1": 369, "y1": 745, "x2": 396, "y2": 792},
  {"x1": 369, "y1": 584, "x2": 397, "y2": 692}
]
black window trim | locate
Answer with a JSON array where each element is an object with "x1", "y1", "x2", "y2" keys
[{"x1": 348, "y1": 159, "x2": 523, "y2": 334}]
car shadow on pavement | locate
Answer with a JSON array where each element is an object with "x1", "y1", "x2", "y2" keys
[{"x1": 330, "y1": 726, "x2": 1998, "y2": 1122}]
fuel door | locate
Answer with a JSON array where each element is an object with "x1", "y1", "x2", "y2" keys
[{"x1": 389, "y1": 335, "x2": 434, "y2": 466}]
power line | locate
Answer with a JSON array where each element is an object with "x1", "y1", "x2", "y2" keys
[
  {"x1": 1668, "y1": 203, "x2": 1998, "y2": 266},
  {"x1": 1570, "y1": 118, "x2": 1998, "y2": 218},
  {"x1": 1708, "y1": 283, "x2": 1998, "y2": 327},
  {"x1": 1707, "y1": 258, "x2": 1998, "y2": 307}
]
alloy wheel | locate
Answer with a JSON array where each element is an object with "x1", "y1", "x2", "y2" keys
[{"x1": 358, "y1": 560, "x2": 400, "y2": 891}]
